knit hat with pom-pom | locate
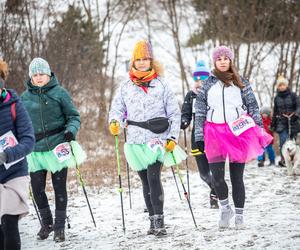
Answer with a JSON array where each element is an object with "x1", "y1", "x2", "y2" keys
[
  {"x1": 193, "y1": 60, "x2": 210, "y2": 81},
  {"x1": 276, "y1": 75, "x2": 288, "y2": 88}
]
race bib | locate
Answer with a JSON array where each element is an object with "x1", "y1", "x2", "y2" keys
[
  {"x1": 53, "y1": 142, "x2": 72, "y2": 162},
  {"x1": 0, "y1": 131, "x2": 24, "y2": 169},
  {"x1": 228, "y1": 115, "x2": 255, "y2": 136},
  {"x1": 147, "y1": 138, "x2": 165, "y2": 153}
]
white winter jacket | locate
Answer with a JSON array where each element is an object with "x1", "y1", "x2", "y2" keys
[
  {"x1": 206, "y1": 81, "x2": 247, "y2": 123},
  {"x1": 109, "y1": 77, "x2": 181, "y2": 144}
]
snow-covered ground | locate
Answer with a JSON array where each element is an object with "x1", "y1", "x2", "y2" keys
[{"x1": 21, "y1": 161, "x2": 300, "y2": 250}]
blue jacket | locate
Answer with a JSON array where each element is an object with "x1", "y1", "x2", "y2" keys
[{"x1": 0, "y1": 89, "x2": 35, "y2": 184}]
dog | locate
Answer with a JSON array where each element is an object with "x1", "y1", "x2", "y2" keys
[{"x1": 282, "y1": 139, "x2": 300, "y2": 176}]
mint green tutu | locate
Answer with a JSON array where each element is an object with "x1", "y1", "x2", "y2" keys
[
  {"x1": 163, "y1": 145, "x2": 187, "y2": 167},
  {"x1": 124, "y1": 143, "x2": 187, "y2": 171},
  {"x1": 27, "y1": 141, "x2": 87, "y2": 173}
]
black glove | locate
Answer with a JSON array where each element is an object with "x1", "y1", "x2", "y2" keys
[
  {"x1": 0, "y1": 152, "x2": 7, "y2": 165},
  {"x1": 181, "y1": 119, "x2": 189, "y2": 130},
  {"x1": 196, "y1": 141, "x2": 205, "y2": 153},
  {"x1": 64, "y1": 130, "x2": 74, "y2": 142}
]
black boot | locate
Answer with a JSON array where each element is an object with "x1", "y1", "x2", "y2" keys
[
  {"x1": 258, "y1": 160, "x2": 264, "y2": 167},
  {"x1": 154, "y1": 214, "x2": 167, "y2": 236},
  {"x1": 53, "y1": 210, "x2": 66, "y2": 242},
  {"x1": 54, "y1": 228, "x2": 65, "y2": 242},
  {"x1": 210, "y1": 190, "x2": 219, "y2": 209},
  {"x1": 37, "y1": 207, "x2": 53, "y2": 240},
  {"x1": 147, "y1": 216, "x2": 155, "y2": 235},
  {"x1": 278, "y1": 158, "x2": 286, "y2": 167}
]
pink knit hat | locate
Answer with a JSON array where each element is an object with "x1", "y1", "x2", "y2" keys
[{"x1": 212, "y1": 46, "x2": 233, "y2": 63}]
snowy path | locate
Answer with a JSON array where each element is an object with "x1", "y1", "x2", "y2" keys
[{"x1": 21, "y1": 162, "x2": 300, "y2": 250}]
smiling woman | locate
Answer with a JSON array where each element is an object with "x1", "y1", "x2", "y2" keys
[
  {"x1": 21, "y1": 57, "x2": 86, "y2": 243},
  {"x1": 108, "y1": 40, "x2": 186, "y2": 237},
  {"x1": 194, "y1": 45, "x2": 272, "y2": 231}
]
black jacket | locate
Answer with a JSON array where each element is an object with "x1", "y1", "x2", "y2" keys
[
  {"x1": 181, "y1": 90, "x2": 198, "y2": 149},
  {"x1": 271, "y1": 89, "x2": 300, "y2": 134}
]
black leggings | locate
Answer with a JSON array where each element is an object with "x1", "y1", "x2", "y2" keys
[
  {"x1": 209, "y1": 162, "x2": 245, "y2": 208},
  {"x1": 191, "y1": 129, "x2": 215, "y2": 193},
  {"x1": 137, "y1": 161, "x2": 164, "y2": 216},
  {"x1": 195, "y1": 154, "x2": 215, "y2": 192},
  {"x1": 0, "y1": 215, "x2": 20, "y2": 250},
  {"x1": 30, "y1": 168, "x2": 68, "y2": 210}
]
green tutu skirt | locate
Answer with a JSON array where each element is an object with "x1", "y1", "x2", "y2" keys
[
  {"x1": 124, "y1": 143, "x2": 187, "y2": 171},
  {"x1": 27, "y1": 141, "x2": 87, "y2": 173}
]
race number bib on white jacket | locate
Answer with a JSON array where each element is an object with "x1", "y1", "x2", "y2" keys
[{"x1": 228, "y1": 115, "x2": 255, "y2": 136}]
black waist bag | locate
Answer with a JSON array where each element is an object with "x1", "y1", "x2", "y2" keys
[
  {"x1": 127, "y1": 117, "x2": 170, "y2": 134},
  {"x1": 35, "y1": 126, "x2": 65, "y2": 142}
]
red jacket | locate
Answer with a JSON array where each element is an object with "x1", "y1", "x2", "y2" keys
[{"x1": 262, "y1": 115, "x2": 273, "y2": 144}]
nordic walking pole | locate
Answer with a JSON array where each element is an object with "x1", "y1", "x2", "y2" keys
[
  {"x1": 123, "y1": 129, "x2": 132, "y2": 209},
  {"x1": 29, "y1": 185, "x2": 42, "y2": 226},
  {"x1": 171, "y1": 152, "x2": 197, "y2": 228},
  {"x1": 183, "y1": 130, "x2": 190, "y2": 201},
  {"x1": 114, "y1": 135, "x2": 126, "y2": 233},
  {"x1": 71, "y1": 145, "x2": 96, "y2": 228},
  {"x1": 171, "y1": 166, "x2": 182, "y2": 200}
]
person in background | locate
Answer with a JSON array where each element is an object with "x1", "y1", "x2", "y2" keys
[
  {"x1": 181, "y1": 60, "x2": 218, "y2": 208},
  {"x1": 271, "y1": 75, "x2": 300, "y2": 167},
  {"x1": 0, "y1": 58, "x2": 35, "y2": 250},
  {"x1": 21, "y1": 58, "x2": 85, "y2": 242},
  {"x1": 257, "y1": 107, "x2": 275, "y2": 167}
]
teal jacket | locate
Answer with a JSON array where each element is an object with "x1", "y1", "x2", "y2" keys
[{"x1": 21, "y1": 73, "x2": 80, "y2": 152}]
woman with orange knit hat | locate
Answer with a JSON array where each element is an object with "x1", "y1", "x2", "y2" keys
[{"x1": 108, "y1": 40, "x2": 185, "y2": 236}]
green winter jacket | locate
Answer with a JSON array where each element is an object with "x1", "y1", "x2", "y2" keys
[{"x1": 21, "y1": 73, "x2": 80, "y2": 152}]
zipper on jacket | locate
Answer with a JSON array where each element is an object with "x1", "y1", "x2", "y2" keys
[
  {"x1": 39, "y1": 90, "x2": 50, "y2": 150},
  {"x1": 236, "y1": 107, "x2": 239, "y2": 119},
  {"x1": 210, "y1": 109, "x2": 214, "y2": 122},
  {"x1": 222, "y1": 85, "x2": 227, "y2": 122}
]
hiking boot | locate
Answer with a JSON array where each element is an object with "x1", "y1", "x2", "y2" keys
[
  {"x1": 258, "y1": 160, "x2": 264, "y2": 167},
  {"x1": 154, "y1": 214, "x2": 167, "y2": 236},
  {"x1": 278, "y1": 160, "x2": 286, "y2": 167},
  {"x1": 53, "y1": 210, "x2": 66, "y2": 242},
  {"x1": 268, "y1": 160, "x2": 275, "y2": 166},
  {"x1": 144, "y1": 207, "x2": 148, "y2": 213},
  {"x1": 37, "y1": 224, "x2": 53, "y2": 240},
  {"x1": 53, "y1": 228, "x2": 65, "y2": 242},
  {"x1": 235, "y1": 215, "x2": 245, "y2": 229},
  {"x1": 210, "y1": 191, "x2": 219, "y2": 209},
  {"x1": 37, "y1": 206, "x2": 53, "y2": 240},
  {"x1": 219, "y1": 206, "x2": 234, "y2": 228},
  {"x1": 147, "y1": 216, "x2": 155, "y2": 235}
]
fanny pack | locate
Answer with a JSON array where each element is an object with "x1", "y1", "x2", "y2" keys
[{"x1": 126, "y1": 117, "x2": 170, "y2": 134}]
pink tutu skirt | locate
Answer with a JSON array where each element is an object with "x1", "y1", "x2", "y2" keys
[{"x1": 204, "y1": 121, "x2": 273, "y2": 163}]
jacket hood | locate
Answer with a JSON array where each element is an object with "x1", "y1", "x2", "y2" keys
[
  {"x1": 0, "y1": 89, "x2": 20, "y2": 108},
  {"x1": 25, "y1": 72, "x2": 60, "y2": 93}
]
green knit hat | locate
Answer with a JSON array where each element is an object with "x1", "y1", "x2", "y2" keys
[{"x1": 29, "y1": 57, "x2": 51, "y2": 78}]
